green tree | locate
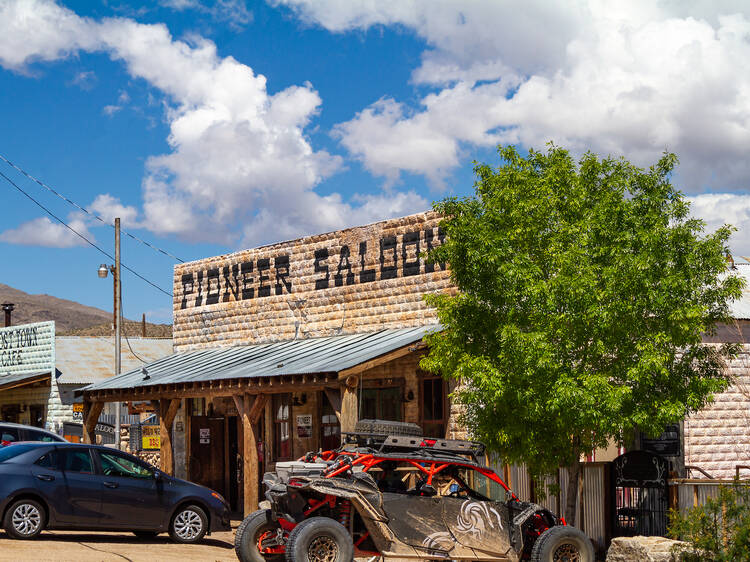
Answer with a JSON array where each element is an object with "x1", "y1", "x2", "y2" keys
[{"x1": 421, "y1": 145, "x2": 743, "y2": 523}]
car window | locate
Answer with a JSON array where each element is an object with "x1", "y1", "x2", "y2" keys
[
  {"x1": 0, "y1": 443, "x2": 39, "y2": 462},
  {"x1": 28, "y1": 430, "x2": 62, "y2": 443},
  {"x1": 34, "y1": 450, "x2": 59, "y2": 470},
  {"x1": 99, "y1": 451, "x2": 153, "y2": 479},
  {"x1": 62, "y1": 449, "x2": 94, "y2": 474},
  {"x1": 456, "y1": 468, "x2": 506, "y2": 501},
  {"x1": 1, "y1": 427, "x2": 20, "y2": 444}
]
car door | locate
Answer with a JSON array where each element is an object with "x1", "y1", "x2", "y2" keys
[
  {"x1": 441, "y1": 469, "x2": 515, "y2": 559},
  {"x1": 29, "y1": 448, "x2": 67, "y2": 525},
  {"x1": 381, "y1": 492, "x2": 459, "y2": 557},
  {"x1": 95, "y1": 450, "x2": 169, "y2": 530},
  {"x1": 55, "y1": 447, "x2": 104, "y2": 526}
]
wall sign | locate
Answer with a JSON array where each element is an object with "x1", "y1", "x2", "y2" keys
[
  {"x1": 296, "y1": 414, "x2": 313, "y2": 438},
  {"x1": 0, "y1": 321, "x2": 54, "y2": 377},
  {"x1": 199, "y1": 427, "x2": 210, "y2": 444}
]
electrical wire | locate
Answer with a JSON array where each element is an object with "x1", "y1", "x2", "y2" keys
[
  {"x1": 0, "y1": 169, "x2": 173, "y2": 297},
  {"x1": 119, "y1": 291, "x2": 149, "y2": 365},
  {"x1": 0, "y1": 153, "x2": 185, "y2": 263}
]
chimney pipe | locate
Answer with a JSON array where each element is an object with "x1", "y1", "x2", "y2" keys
[{"x1": 2, "y1": 303, "x2": 15, "y2": 327}]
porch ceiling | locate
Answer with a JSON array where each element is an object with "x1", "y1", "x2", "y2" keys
[{"x1": 81, "y1": 325, "x2": 439, "y2": 400}]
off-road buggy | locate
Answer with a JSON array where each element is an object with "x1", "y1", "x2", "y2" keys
[{"x1": 235, "y1": 420, "x2": 593, "y2": 561}]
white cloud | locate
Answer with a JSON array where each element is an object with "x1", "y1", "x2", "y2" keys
[
  {"x1": 71, "y1": 70, "x2": 96, "y2": 90},
  {"x1": 88, "y1": 194, "x2": 141, "y2": 228},
  {"x1": 160, "y1": 0, "x2": 252, "y2": 31},
  {"x1": 275, "y1": 0, "x2": 750, "y2": 192},
  {"x1": 0, "y1": 0, "x2": 418, "y2": 247},
  {"x1": 689, "y1": 193, "x2": 750, "y2": 257},
  {"x1": 0, "y1": 215, "x2": 94, "y2": 248}
]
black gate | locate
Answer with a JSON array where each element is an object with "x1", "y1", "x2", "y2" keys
[{"x1": 611, "y1": 450, "x2": 668, "y2": 537}]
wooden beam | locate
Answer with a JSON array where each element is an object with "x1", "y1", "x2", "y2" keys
[
  {"x1": 340, "y1": 377, "x2": 358, "y2": 436},
  {"x1": 337, "y1": 344, "x2": 420, "y2": 379},
  {"x1": 241, "y1": 392, "x2": 259, "y2": 517},
  {"x1": 248, "y1": 394, "x2": 268, "y2": 424},
  {"x1": 82, "y1": 401, "x2": 104, "y2": 444},
  {"x1": 232, "y1": 394, "x2": 244, "y2": 417},
  {"x1": 324, "y1": 388, "x2": 342, "y2": 422},
  {"x1": 159, "y1": 399, "x2": 181, "y2": 474},
  {"x1": 83, "y1": 376, "x2": 338, "y2": 404}
]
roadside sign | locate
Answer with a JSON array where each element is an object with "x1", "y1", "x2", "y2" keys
[{"x1": 141, "y1": 425, "x2": 161, "y2": 450}]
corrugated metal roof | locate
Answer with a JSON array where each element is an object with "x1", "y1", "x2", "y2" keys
[
  {"x1": 83, "y1": 325, "x2": 439, "y2": 393},
  {"x1": 0, "y1": 370, "x2": 49, "y2": 390},
  {"x1": 55, "y1": 337, "x2": 173, "y2": 385}
]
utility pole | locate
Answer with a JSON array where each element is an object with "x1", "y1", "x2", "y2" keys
[{"x1": 114, "y1": 218, "x2": 121, "y2": 449}]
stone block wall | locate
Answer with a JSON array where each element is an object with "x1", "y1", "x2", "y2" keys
[
  {"x1": 684, "y1": 346, "x2": 750, "y2": 479},
  {"x1": 173, "y1": 212, "x2": 453, "y2": 351}
]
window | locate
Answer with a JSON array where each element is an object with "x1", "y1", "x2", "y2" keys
[
  {"x1": 62, "y1": 449, "x2": 93, "y2": 474},
  {"x1": 273, "y1": 394, "x2": 293, "y2": 461},
  {"x1": 34, "y1": 450, "x2": 59, "y2": 470},
  {"x1": 361, "y1": 387, "x2": 402, "y2": 421},
  {"x1": 321, "y1": 400, "x2": 340, "y2": 451},
  {"x1": 29, "y1": 405, "x2": 44, "y2": 428},
  {"x1": 422, "y1": 377, "x2": 448, "y2": 438},
  {"x1": 0, "y1": 426, "x2": 20, "y2": 444},
  {"x1": 98, "y1": 451, "x2": 153, "y2": 479},
  {"x1": 28, "y1": 430, "x2": 61, "y2": 443},
  {"x1": 0, "y1": 443, "x2": 38, "y2": 462}
]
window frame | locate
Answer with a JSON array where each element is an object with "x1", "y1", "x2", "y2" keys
[
  {"x1": 273, "y1": 393, "x2": 293, "y2": 462},
  {"x1": 95, "y1": 449, "x2": 155, "y2": 480}
]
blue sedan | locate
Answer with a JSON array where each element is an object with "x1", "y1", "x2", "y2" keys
[{"x1": 0, "y1": 442, "x2": 230, "y2": 542}]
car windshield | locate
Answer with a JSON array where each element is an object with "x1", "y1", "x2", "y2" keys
[{"x1": 0, "y1": 443, "x2": 42, "y2": 462}]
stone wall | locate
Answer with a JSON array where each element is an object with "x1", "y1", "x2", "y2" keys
[
  {"x1": 173, "y1": 212, "x2": 453, "y2": 351},
  {"x1": 684, "y1": 345, "x2": 750, "y2": 479}
]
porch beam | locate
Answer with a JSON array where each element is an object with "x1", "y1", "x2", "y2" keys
[
  {"x1": 340, "y1": 376, "x2": 358, "y2": 436},
  {"x1": 337, "y1": 344, "x2": 420, "y2": 379},
  {"x1": 324, "y1": 388, "x2": 342, "y2": 422},
  {"x1": 238, "y1": 393, "x2": 263, "y2": 516},
  {"x1": 159, "y1": 398, "x2": 181, "y2": 474},
  {"x1": 82, "y1": 401, "x2": 104, "y2": 444}
]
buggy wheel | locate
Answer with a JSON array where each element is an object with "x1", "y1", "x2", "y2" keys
[
  {"x1": 235, "y1": 509, "x2": 285, "y2": 562},
  {"x1": 284, "y1": 517, "x2": 353, "y2": 562},
  {"x1": 530, "y1": 525, "x2": 594, "y2": 562}
]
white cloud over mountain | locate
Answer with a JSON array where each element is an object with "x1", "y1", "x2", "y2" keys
[{"x1": 0, "y1": 0, "x2": 426, "y2": 247}]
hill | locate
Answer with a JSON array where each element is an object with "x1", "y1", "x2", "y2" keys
[{"x1": 0, "y1": 284, "x2": 172, "y2": 336}]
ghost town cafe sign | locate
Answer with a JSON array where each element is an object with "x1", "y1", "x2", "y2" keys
[
  {"x1": 0, "y1": 324, "x2": 41, "y2": 368},
  {"x1": 180, "y1": 225, "x2": 445, "y2": 310}
]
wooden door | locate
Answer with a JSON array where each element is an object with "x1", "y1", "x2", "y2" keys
[{"x1": 189, "y1": 416, "x2": 226, "y2": 496}]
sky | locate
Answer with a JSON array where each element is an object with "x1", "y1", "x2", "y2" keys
[{"x1": 1, "y1": 0, "x2": 750, "y2": 324}]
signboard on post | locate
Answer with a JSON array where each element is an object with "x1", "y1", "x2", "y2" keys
[{"x1": 141, "y1": 425, "x2": 160, "y2": 450}]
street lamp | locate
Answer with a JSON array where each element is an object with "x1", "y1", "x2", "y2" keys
[{"x1": 97, "y1": 218, "x2": 121, "y2": 449}]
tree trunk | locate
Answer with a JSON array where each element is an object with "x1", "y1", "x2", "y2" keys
[{"x1": 564, "y1": 461, "x2": 581, "y2": 526}]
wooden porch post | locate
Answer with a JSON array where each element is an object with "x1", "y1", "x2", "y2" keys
[
  {"x1": 340, "y1": 375, "x2": 359, "y2": 436},
  {"x1": 159, "y1": 399, "x2": 181, "y2": 474},
  {"x1": 82, "y1": 401, "x2": 104, "y2": 444},
  {"x1": 234, "y1": 393, "x2": 268, "y2": 517}
]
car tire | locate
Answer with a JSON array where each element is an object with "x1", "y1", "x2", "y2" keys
[
  {"x1": 133, "y1": 530, "x2": 160, "y2": 539},
  {"x1": 169, "y1": 504, "x2": 208, "y2": 544},
  {"x1": 530, "y1": 525, "x2": 594, "y2": 562},
  {"x1": 354, "y1": 419, "x2": 422, "y2": 437},
  {"x1": 235, "y1": 509, "x2": 285, "y2": 562},
  {"x1": 3, "y1": 499, "x2": 45, "y2": 539},
  {"x1": 284, "y1": 517, "x2": 353, "y2": 562}
]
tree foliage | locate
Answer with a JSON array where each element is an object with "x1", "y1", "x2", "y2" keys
[{"x1": 421, "y1": 145, "x2": 743, "y2": 481}]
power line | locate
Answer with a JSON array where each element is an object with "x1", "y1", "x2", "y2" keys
[
  {"x1": 0, "y1": 169, "x2": 173, "y2": 297},
  {"x1": 0, "y1": 153, "x2": 185, "y2": 263}
]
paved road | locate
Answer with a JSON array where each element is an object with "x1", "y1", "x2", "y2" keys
[{"x1": 0, "y1": 528, "x2": 237, "y2": 561}]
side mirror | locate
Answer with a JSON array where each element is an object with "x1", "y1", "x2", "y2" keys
[{"x1": 153, "y1": 469, "x2": 163, "y2": 480}]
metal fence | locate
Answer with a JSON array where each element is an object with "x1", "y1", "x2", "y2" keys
[{"x1": 496, "y1": 461, "x2": 608, "y2": 555}]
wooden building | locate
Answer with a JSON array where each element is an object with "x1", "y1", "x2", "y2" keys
[{"x1": 81, "y1": 212, "x2": 456, "y2": 514}]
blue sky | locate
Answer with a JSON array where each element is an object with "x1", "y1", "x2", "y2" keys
[{"x1": 1, "y1": 0, "x2": 750, "y2": 323}]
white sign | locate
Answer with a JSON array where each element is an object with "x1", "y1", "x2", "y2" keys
[
  {"x1": 0, "y1": 321, "x2": 54, "y2": 376},
  {"x1": 296, "y1": 414, "x2": 312, "y2": 438},
  {"x1": 199, "y1": 427, "x2": 210, "y2": 444}
]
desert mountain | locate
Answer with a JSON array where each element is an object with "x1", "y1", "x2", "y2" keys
[{"x1": 0, "y1": 284, "x2": 171, "y2": 337}]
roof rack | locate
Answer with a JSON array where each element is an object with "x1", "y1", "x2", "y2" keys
[{"x1": 342, "y1": 432, "x2": 486, "y2": 462}]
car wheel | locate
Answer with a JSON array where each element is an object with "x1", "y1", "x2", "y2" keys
[
  {"x1": 169, "y1": 504, "x2": 208, "y2": 544},
  {"x1": 3, "y1": 499, "x2": 45, "y2": 539},
  {"x1": 530, "y1": 525, "x2": 594, "y2": 562},
  {"x1": 285, "y1": 517, "x2": 353, "y2": 562},
  {"x1": 133, "y1": 530, "x2": 160, "y2": 539},
  {"x1": 235, "y1": 509, "x2": 285, "y2": 561}
]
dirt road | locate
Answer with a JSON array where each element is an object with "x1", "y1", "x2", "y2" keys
[{"x1": 0, "y1": 528, "x2": 237, "y2": 561}]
